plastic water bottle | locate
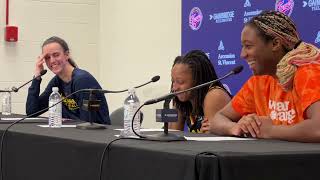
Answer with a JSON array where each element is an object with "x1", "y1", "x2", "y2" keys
[
  {"x1": 48, "y1": 87, "x2": 62, "y2": 128},
  {"x1": 2, "y1": 88, "x2": 11, "y2": 115},
  {"x1": 121, "y1": 88, "x2": 141, "y2": 137}
]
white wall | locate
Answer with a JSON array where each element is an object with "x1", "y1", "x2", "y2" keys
[
  {"x1": 0, "y1": 0, "x2": 100, "y2": 114},
  {"x1": 99, "y1": 0, "x2": 181, "y2": 128},
  {"x1": 0, "y1": 0, "x2": 181, "y2": 129}
]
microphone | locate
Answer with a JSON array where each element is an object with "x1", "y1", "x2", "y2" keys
[
  {"x1": 80, "y1": 75, "x2": 161, "y2": 94},
  {"x1": 152, "y1": 75, "x2": 161, "y2": 82},
  {"x1": 11, "y1": 69, "x2": 48, "y2": 92},
  {"x1": 135, "y1": 75, "x2": 160, "y2": 88},
  {"x1": 144, "y1": 65, "x2": 243, "y2": 105}
]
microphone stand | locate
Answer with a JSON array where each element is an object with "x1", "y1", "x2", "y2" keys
[
  {"x1": 145, "y1": 98, "x2": 186, "y2": 141},
  {"x1": 76, "y1": 91, "x2": 106, "y2": 129}
]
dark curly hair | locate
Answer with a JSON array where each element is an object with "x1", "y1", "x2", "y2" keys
[{"x1": 172, "y1": 50, "x2": 230, "y2": 117}]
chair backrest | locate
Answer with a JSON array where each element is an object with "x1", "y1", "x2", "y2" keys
[{"x1": 110, "y1": 107, "x2": 143, "y2": 126}]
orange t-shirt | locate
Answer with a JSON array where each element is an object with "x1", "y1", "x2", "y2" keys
[{"x1": 232, "y1": 64, "x2": 320, "y2": 125}]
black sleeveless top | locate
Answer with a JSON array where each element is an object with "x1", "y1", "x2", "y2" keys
[{"x1": 184, "y1": 86, "x2": 232, "y2": 133}]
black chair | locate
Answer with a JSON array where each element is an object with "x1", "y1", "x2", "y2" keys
[{"x1": 110, "y1": 107, "x2": 143, "y2": 126}]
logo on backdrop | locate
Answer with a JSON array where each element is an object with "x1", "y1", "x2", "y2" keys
[
  {"x1": 209, "y1": 11, "x2": 235, "y2": 24},
  {"x1": 315, "y1": 31, "x2": 320, "y2": 44},
  {"x1": 275, "y1": 0, "x2": 295, "y2": 16},
  {"x1": 244, "y1": 0, "x2": 251, "y2": 7},
  {"x1": 218, "y1": 40, "x2": 225, "y2": 51},
  {"x1": 216, "y1": 41, "x2": 236, "y2": 66},
  {"x1": 189, "y1": 7, "x2": 203, "y2": 31},
  {"x1": 302, "y1": 0, "x2": 320, "y2": 11}
]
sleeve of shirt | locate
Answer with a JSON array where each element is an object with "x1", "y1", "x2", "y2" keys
[
  {"x1": 73, "y1": 74, "x2": 110, "y2": 125},
  {"x1": 26, "y1": 78, "x2": 56, "y2": 117},
  {"x1": 294, "y1": 64, "x2": 320, "y2": 117},
  {"x1": 231, "y1": 76, "x2": 256, "y2": 116}
]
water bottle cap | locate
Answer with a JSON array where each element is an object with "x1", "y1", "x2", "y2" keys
[
  {"x1": 128, "y1": 88, "x2": 135, "y2": 94},
  {"x1": 52, "y1": 87, "x2": 59, "y2": 92}
]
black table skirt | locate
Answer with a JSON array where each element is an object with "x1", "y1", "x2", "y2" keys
[{"x1": 1, "y1": 123, "x2": 320, "y2": 180}]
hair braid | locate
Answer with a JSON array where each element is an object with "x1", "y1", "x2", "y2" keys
[
  {"x1": 172, "y1": 50, "x2": 229, "y2": 116},
  {"x1": 246, "y1": 10, "x2": 320, "y2": 90}
]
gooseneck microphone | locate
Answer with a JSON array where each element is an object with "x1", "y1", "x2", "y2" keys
[
  {"x1": 135, "y1": 75, "x2": 160, "y2": 89},
  {"x1": 11, "y1": 69, "x2": 48, "y2": 92},
  {"x1": 144, "y1": 65, "x2": 243, "y2": 105},
  {"x1": 80, "y1": 75, "x2": 161, "y2": 94}
]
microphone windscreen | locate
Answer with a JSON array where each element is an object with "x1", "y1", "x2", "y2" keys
[
  {"x1": 40, "y1": 69, "x2": 48, "y2": 76},
  {"x1": 151, "y1": 75, "x2": 160, "y2": 82},
  {"x1": 232, "y1": 65, "x2": 243, "y2": 74}
]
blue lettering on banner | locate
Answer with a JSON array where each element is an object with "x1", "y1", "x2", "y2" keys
[
  {"x1": 303, "y1": 0, "x2": 320, "y2": 11},
  {"x1": 315, "y1": 31, "x2": 320, "y2": 44},
  {"x1": 243, "y1": 10, "x2": 262, "y2": 23},
  {"x1": 217, "y1": 53, "x2": 236, "y2": 66},
  {"x1": 218, "y1": 54, "x2": 236, "y2": 59},
  {"x1": 209, "y1": 11, "x2": 235, "y2": 24}
]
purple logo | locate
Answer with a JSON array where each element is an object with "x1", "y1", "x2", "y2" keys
[
  {"x1": 189, "y1": 7, "x2": 203, "y2": 31},
  {"x1": 275, "y1": 0, "x2": 295, "y2": 16}
]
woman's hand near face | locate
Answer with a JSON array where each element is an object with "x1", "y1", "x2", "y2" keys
[{"x1": 35, "y1": 54, "x2": 46, "y2": 78}]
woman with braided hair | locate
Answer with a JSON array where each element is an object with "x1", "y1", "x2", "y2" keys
[
  {"x1": 169, "y1": 50, "x2": 232, "y2": 133},
  {"x1": 210, "y1": 10, "x2": 320, "y2": 142}
]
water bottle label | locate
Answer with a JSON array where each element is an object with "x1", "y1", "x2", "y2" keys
[
  {"x1": 2, "y1": 92, "x2": 11, "y2": 115},
  {"x1": 49, "y1": 102, "x2": 57, "y2": 112},
  {"x1": 124, "y1": 103, "x2": 140, "y2": 121},
  {"x1": 48, "y1": 100, "x2": 62, "y2": 128},
  {"x1": 122, "y1": 102, "x2": 141, "y2": 137}
]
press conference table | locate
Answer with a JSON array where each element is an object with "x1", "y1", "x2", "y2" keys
[{"x1": 0, "y1": 119, "x2": 320, "y2": 180}]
